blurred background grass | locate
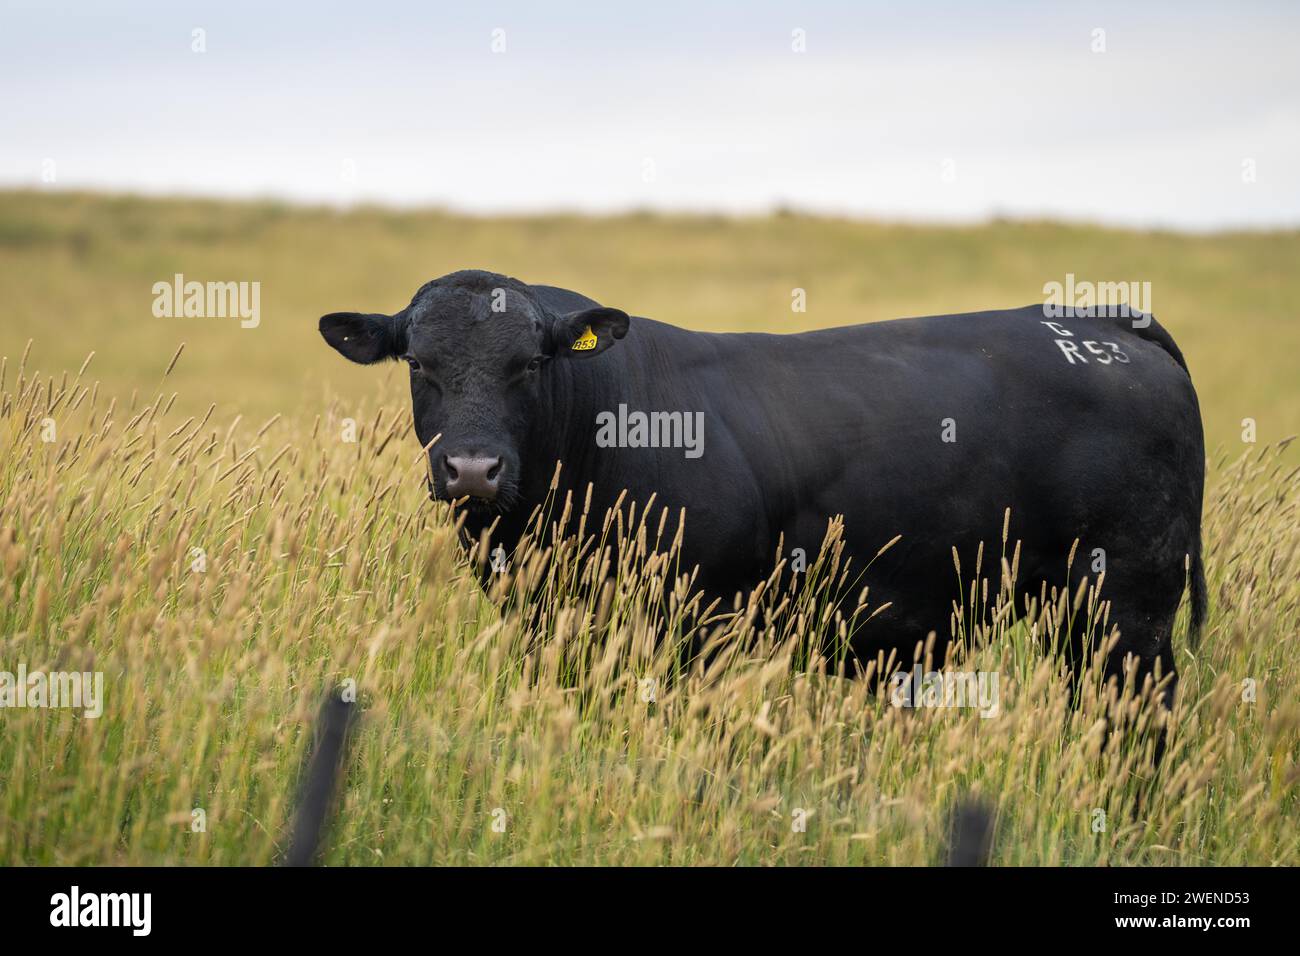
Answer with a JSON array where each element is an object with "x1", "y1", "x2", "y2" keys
[{"x1": 1, "y1": 189, "x2": 1296, "y2": 451}]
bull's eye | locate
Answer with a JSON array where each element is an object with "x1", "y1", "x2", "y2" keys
[
  {"x1": 526, "y1": 356, "x2": 544, "y2": 373},
  {"x1": 406, "y1": 357, "x2": 421, "y2": 372}
]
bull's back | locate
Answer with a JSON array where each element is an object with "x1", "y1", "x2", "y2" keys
[{"x1": 689, "y1": 305, "x2": 1204, "y2": 637}]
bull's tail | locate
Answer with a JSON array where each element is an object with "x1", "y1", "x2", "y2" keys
[
  {"x1": 1131, "y1": 310, "x2": 1207, "y2": 648},
  {"x1": 1188, "y1": 537, "x2": 1208, "y2": 649}
]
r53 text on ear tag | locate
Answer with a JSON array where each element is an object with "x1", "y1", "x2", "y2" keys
[{"x1": 571, "y1": 325, "x2": 598, "y2": 351}]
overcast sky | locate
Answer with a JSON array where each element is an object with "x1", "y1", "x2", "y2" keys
[{"x1": 2, "y1": 0, "x2": 1297, "y2": 230}]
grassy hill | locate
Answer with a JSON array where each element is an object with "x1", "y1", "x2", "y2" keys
[{"x1": 2, "y1": 190, "x2": 1297, "y2": 451}]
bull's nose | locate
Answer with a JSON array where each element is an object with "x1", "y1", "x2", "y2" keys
[{"x1": 443, "y1": 455, "x2": 502, "y2": 501}]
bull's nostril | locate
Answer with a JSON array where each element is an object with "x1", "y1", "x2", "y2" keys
[
  {"x1": 443, "y1": 456, "x2": 459, "y2": 481},
  {"x1": 486, "y1": 459, "x2": 502, "y2": 483}
]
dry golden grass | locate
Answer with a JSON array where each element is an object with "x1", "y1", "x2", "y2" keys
[{"x1": 0, "y1": 342, "x2": 1295, "y2": 865}]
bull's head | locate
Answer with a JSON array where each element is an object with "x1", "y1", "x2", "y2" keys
[{"x1": 319, "y1": 270, "x2": 627, "y2": 511}]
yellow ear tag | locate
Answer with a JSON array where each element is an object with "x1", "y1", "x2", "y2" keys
[{"x1": 571, "y1": 325, "x2": 598, "y2": 351}]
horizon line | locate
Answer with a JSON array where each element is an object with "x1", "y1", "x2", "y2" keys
[{"x1": 5, "y1": 185, "x2": 1298, "y2": 239}]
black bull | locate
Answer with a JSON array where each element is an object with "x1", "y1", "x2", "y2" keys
[{"x1": 320, "y1": 270, "x2": 1206, "y2": 718}]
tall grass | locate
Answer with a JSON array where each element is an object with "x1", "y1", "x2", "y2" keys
[{"x1": 1, "y1": 342, "x2": 1296, "y2": 865}]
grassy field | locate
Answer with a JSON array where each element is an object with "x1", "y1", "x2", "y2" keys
[{"x1": 0, "y1": 190, "x2": 1296, "y2": 865}]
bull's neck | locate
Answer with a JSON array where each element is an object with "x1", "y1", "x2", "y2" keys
[{"x1": 529, "y1": 353, "x2": 613, "y2": 502}]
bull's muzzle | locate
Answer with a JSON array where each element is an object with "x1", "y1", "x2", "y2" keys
[{"x1": 442, "y1": 455, "x2": 503, "y2": 501}]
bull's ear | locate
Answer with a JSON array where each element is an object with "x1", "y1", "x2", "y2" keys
[
  {"x1": 550, "y1": 307, "x2": 629, "y2": 358},
  {"x1": 319, "y1": 312, "x2": 403, "y2": 365}
]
